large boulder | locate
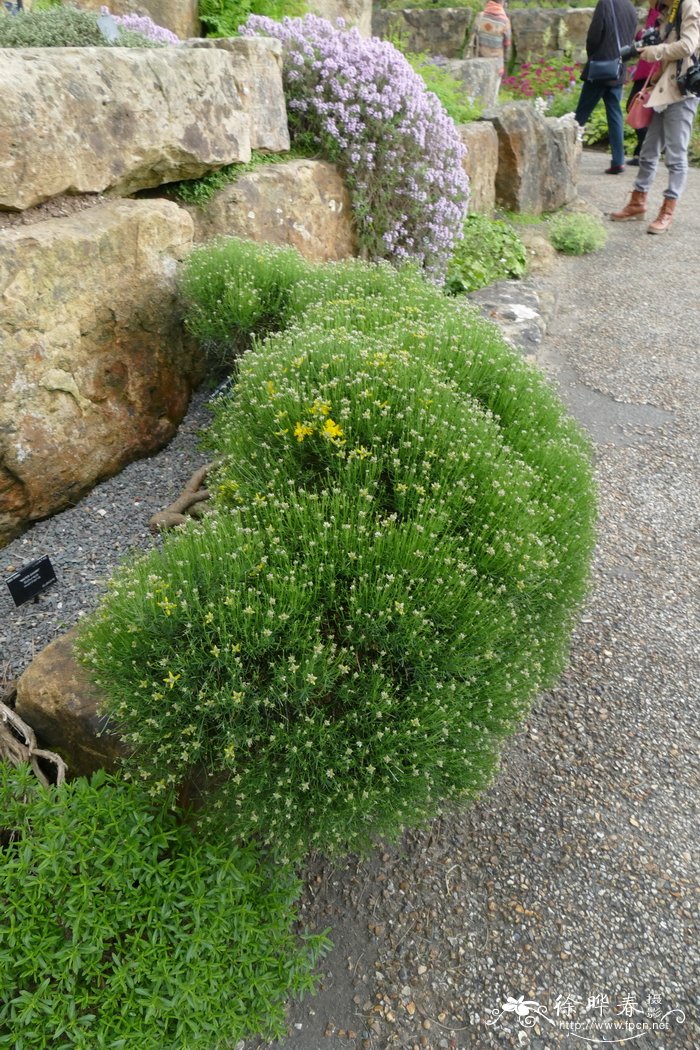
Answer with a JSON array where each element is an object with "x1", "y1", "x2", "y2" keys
[
  {"x1": 510, "y1": 7, "x2": 594, "y2": 64},
  {"x1": 64, "y1": 0, "x2": 199, "y2": 39},
  {"x1": 306, "y1": 0, "x2": 373, "y2": 36},
  {"x1": 183, "y1": 37, "x2": 289, "y2": 153},
  {"x1": 372, "y1": 8, "x2": 472, "y2": 58},
  {"x1": 0, "y1": 200, "x2": 200, "y2": 545},
  {"x1": 443, "y1": 57, "x2": 502, "y2": 109},
  {"x1": 0, "y1": 45, "x2": 286, "y2": 211},
  {"x1": 489, "y1": 103, "x2": 580, "y2": 214},
  {"x1": 15, "y1": 627, "x2": 128, "y2": 778},
  {"x1": 188, "y1": 160, "x2": 357, "y2": 262},
  {"x1": 459, "y1": 122, "x2": 498, "y2": 217}
]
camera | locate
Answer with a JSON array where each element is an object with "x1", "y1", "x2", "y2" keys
[
  {"x1": 677, "y1": 60, "x2": 700, "y2": 96},
  {"x1": 620, "y1": 26, "x2": 661, "y2": 63}
]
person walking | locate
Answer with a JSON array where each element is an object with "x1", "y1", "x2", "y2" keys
[
  {"x1": 469, "y1": 0, "x2": 512, "y2": 77},
  {"x1": 574, "y1": 0, "x2": 638, "y2": 173},
  {"x1": 611, "y1": 0, "x2": 700, "y2": 232}
]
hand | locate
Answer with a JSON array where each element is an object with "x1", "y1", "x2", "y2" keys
[{"x1": 639, "y1": 45, "x2": 662, "y2": 61}]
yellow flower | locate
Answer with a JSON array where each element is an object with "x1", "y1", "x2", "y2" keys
[
  {"x1": 163, "y1": 671, "x2": 180, "y2": 689},
  {"x1": 265, "y1": 380, "x2": 276, "y2": 398},
  {"x1": 309, "y1": 399, "x2": 332, "y2": 417},
  {"x1": 322, "y1": 418, "x2": 344, "y2": 441},
  {"x1": 294, "y1": 422, "x2": 314, "y2": 442}
]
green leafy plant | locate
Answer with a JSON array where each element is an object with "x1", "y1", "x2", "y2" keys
[
  {"x1": 0, "y1": 6, "x2": 161, "y2": 46},
  {"x1": 0, "y1": 763, "x2": 328, "y2": 1050},
  {"x1": 199, "y1": 0, "x2": 306, "y2": 38},
  {"x1": 548, "y1": 211, "x2": 608, "y2": 254},
  {"x1": 445, "y1": 213, "x2": 527, "y2": 294},
  {"x1": 78, "y1": 241, "x2": 596, "y2": 861},
  {"x1": 405, "y1": 52, "x2": 484, "y2": 124}
]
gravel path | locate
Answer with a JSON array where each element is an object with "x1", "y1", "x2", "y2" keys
[{"x1": 1, "y1": 150, "x2": 698, "y2": 1049}]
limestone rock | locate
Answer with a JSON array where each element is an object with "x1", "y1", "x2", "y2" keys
[
  {"x1": 189, "y1": 160, "x2": 357, "y2": 263},
  {"x1": 306, "y1": 0, "x2": 373, "y2": 36},
  {"x1": 15, "y1": 627, "x2": 128, "y2": 777},
  {"x1": 373, "y1": 8, "x2": 472, "y2": 58},
  {"x1": 0, "y1": 47, "x2": 255, "y2": 210},
  {"x1": 443, "y1": 57, "x2": 502, "y2": 109},
  {"x1": 65, "y1": 0, "x2": 199, "y2": 38},
  {"x1": 489, "y1": 104, "x2": 580, "y2": 214},
  {"x1": 459, "y1": 122, "x2": 498, "y2": 217},
  {"x1": 183, "y1": 37, "x2": 290, "y2": 153},
  {"x1": 518, "y1": 227, "x2": 558, "y2": 277},
  {"x1": 0, "y1": 199, "x2": 201, "y2": 545},
  {"x1": 511, "y1": 7, "x2": 594, "y2": 65}
]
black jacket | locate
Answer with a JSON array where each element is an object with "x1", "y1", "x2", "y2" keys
[{"x1": 582, "y1": 0, "x2": 639, "y2": 84}]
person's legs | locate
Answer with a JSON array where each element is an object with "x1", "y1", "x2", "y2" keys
[
  {"x1": 602, "y1": 85, "x2": 625, "y2": 167},
  {"x1": 574, "y1": 80, "x2": 605, "y2": 127},
  {"x1": 634, "y1": 110, "x2": 664, "y2": 193},
  {"x1": 660, "y1": 96, "x2": 699, "y2": 199}
]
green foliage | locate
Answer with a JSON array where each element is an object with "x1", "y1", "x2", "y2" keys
[
  {"x1": 199, "y1": 0, "x2": 306, "y2": 38},
  {"x1": 405, "y1": 53, "x2": 483, "y2": 124},
  {"x1": 78, "y1": 241, "x2": 597, "y2": 861},
  {"x1": 0, "y1": 7, "x2": 157, "y2": 46},
  {"x1": 445, "y1": 213, "x2": 527, "y2": 295},
  {"x1": 548, "y1": 211, "x2": 608, "y2": 255},
  {"x1": 172, "y1": 147, "x2": 313, "y2": 207},
  {"x1": 0, "y1": 763, "x2": 328, "y2": 1050}
]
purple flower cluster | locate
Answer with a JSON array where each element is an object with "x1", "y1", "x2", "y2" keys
[
  {"x1": 242, "y1": 14, "x2": 469, "y2": 278},
  {"x1": 100, "y1": 6, "x2": 180, "y2": 45}
]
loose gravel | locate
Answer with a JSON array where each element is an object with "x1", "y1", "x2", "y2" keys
[{"x1": 1, "y1": 150, "x2": 697, "y2": 1049}]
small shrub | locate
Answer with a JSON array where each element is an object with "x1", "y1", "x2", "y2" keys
[
  {"x1": 242, "y1": 14, "x2": 469, "y2": 278},
  {"x1": 445, "y1": 213, "x2": 527, "y2": 295},
  {"x1": 102, "y1": 7, "x2": 181, "y2": 44},
  {"x1": 404, "y1": 52, "x2": 483, "y2": 124},
  {"x1": 79, "y1": 242, "x2": 596, "y2": 860},
  {"x1": 0, "y1": 6, "x2": 166, "y2": 46},
  {"x1": 0, "y1": 763, "x2": 328, "y2": 1050},
  {"x1": 549, "y1": 211, "x2": 608, "y2": 254}
]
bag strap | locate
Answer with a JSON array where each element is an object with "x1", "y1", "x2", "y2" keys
[{"x1": 607, "y1": 0, "x2": 622, "y2": 56}]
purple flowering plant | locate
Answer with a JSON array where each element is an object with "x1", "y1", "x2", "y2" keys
[
  {"x1": 242, "y1": 14, "x2": 469, "y2": 278},
  {"x1": 99, "y1": 6, "x2": 180, "y2": 44}
]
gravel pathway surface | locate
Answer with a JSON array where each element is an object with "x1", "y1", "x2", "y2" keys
[{"x1": 1, "y1": 150, "x2": 697, "y2": 1050}]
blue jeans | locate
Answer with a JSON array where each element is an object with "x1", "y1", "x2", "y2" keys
[{"x1": 574, "y1": 81, "x2": 626, "y2": 167}]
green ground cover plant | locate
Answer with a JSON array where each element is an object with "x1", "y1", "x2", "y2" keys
[
  {"x1": 199, "y1": 0, "x2": 306, "y2": 38},
  {"x1": 445, "y1": 213, "x2": 527, "y2": 294},
  {"x1": 171, "y1": 148, "x2": 313, "y2": 207},
  {"x1": 549, "y1": 211, "x2": 608, "y2": 254},
  {"x1": 78, "y1": 241, "x2": 597, "y2": 861},
  {"x1": 405, "y1": 52, "x2": 484, "y2": 123},
  {"x1": 0, "y1": 6, "x2": 164, "y2": 46},
  {"x1": 0, "y1": 763, "x2": 327, "y2": 1050}
]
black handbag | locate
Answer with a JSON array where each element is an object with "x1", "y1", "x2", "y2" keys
[{"x1": 587, "y1": 0, "x2": 624, "y2": 82}]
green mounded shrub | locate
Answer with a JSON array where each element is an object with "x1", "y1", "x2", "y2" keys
[
  {"x1": 445, "y1": 213, "x2": 527, "y2": 295},
  {"x1": 405, "y1": 53, "x2": 483, "y2": 124},
  {"x1": 0, "y1": 7, "x2": 159, "y2": 46},
  {"x1": 0, "y1": 763, "x2": 328, "y2": 1050},
  {"x1": 78, "y1": 242, "x2": 596, "y2": 860},
  {"x1": 549, "y1": 211, "x2": 608, "y2": 255}
]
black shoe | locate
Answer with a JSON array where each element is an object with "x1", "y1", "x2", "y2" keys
[
  {"x1": 605, "y1": 164, "x2": 626, "y2": 174},
  {"x1": 628, "y1": 157, "x2": 640, "y2": 166}
]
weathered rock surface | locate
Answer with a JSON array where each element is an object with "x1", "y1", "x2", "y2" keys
[
  {"x1": 459, "y1": 121, "x2": 498, "y2": 217},
  {"x1": 0, "y1": 46, "x2": 279, "y2": 210},
  {"x1": 307, "y1": 0, "x2": 373, "y2": 36},
  {"x1": 489, "y1": 103, "x2": 580, "y2": 214},
  {"x1": 0, "y1": 199, "x2": 200, "y2": 545},
  {"x1": 15, "y1": 627, "x2": 128, "y2": 777},
  {"x1": 188, "y1": 159, "x2": 357, "y2": 262},
  {"x1": 183, "y1": 37, "x2": 289, "y2": 152},
  {"x1": 65, "y1": 0, "x2": 199, "y2": 38},
  {"x1": 443, "y1": 57, "x2": 502, "y2": 108},
  {"x1": 510, "y1": 6, "x2": 594, "y2": 65},
  {"x1": 373, "y1": 7, "x2": 472, "y2": 58}
]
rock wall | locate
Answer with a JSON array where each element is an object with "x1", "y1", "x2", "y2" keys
[
  {"x1": 0, "y1": 200, "x2": 200, "y2": 544},
  {"x1": 510, "y1": 7, "x2": 594, "y2": 64},
  {"x1": 373, "y1": 7, "x2": 472, "y2": 58},
  {"x1": 306, "y1": 0, "x2": 373, "y2": 36},
  {"x1": 489, "y1": 103, "x2": 581, "y2": 213},
  {"x1": 188, "y1": 159, "x2": 357, "y2": 261},
  {"x1": 0, "y1": 43, "x2": 288, "y2": 211},
  {"x1": 459, "y1": 122, "x2": 499, "y2": 217}
]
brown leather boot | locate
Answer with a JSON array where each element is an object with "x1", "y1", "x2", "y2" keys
[
  {"x1": 647, "y1": 197, "x2": 676, "y2": 234},
  {"x1": 610, "y1": 189, "x2": 648, "y2": 221}
]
